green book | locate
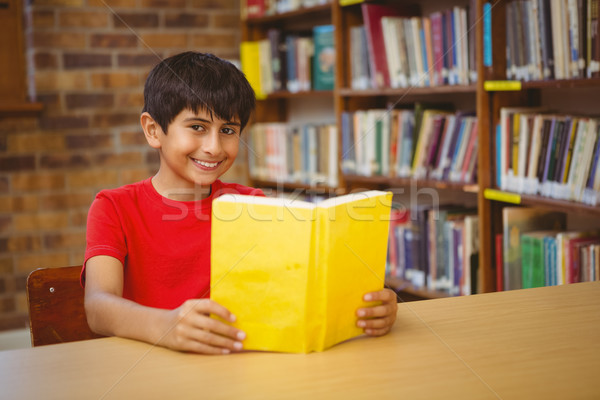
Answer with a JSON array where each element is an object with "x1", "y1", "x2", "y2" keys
[
  {"x1": 521, "y1": 230, "x2": 561, "y2": 289},
  {"x1": 312, "y1": 25, "x2": 335, "y2": 91}
]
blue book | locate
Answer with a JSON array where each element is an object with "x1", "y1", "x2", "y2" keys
[
  {"x1": 285, "y1": 35, "x2": 298, "y2": 92},
  {"x1": 448, "y1": 118, "x2": 468, "y2": 173},
  {"x1": 544, "y1": 236, "x2": 552, "y2": 286},
  {"x1": 541, "y1": 118, "x2": 557, "y2": 184},
  {"x1": 312, "y1": 25, "x2": 335, "y2": 91},
  {"x1": 340, "y1": 111, "x2": 355, "y2": 174},
  {"x1": 496, "y1": 123, "x2": 502, "y2": 187},
  {"x1": 419, "y1": 27, "x2": 430, "y2": 87}
]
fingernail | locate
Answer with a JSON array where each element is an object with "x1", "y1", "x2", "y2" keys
[
  {"x1": 237, "y1": 331, "x2": 246, "y2": 340},
  {"x1": 357, "y1": 310, "x2": 366, "y2": 317},
  {"x1": 229, "y1": 314, "x2": 236, "y2": 322},
  {"x1": 358, "y1": 320, "x2": 366, "y2": 327},
  {"x1": 222, "y1": 348, "x2": 230, "y2": 354},
  {"x1": 364, "y1": 294, "x2": 372, "y2": 301},
  {"x1": 234, "y1": 341, "x2": 243, "y2": 350}
]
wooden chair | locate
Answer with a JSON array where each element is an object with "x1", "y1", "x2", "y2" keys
[{"x1": 26, "y1": 266, "x2": 104, "y2": 346}]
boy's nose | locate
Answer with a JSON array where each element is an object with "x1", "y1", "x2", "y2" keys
[{"x1": 201, "y1": 130, "x2": 223, "y2": 155}]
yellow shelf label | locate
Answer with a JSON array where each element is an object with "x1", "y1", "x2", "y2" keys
[
  {"x1": 484, "y1": 80, "x2": 522, "y2": 91},
  {"x1": 484, "y1": 189, "x2": 521, "y2": 204},
  {"x1": 339, "y1": 0, "x2": 364, "y2": 5}
]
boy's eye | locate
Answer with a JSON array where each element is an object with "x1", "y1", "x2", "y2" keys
[
  {"x1": 191, "y1": 125, "x2": 203, "y2": 131},
  {"x1": 221, "y1": 127, "x2": 238, "y2": 135}
]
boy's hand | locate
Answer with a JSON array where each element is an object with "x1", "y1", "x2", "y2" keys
[
  {"x1": 356, "y1": 288, "x2": 398, "y2": 336},
  {"x1": 161, "y1": 299, "x2": 245, "y2": 355}
]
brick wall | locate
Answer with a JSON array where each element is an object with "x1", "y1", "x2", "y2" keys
[{"x1": 0, "y1": 0, "x2": 245, "y2": 331}]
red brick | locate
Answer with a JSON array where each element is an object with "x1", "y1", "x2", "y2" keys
[
  {"x1": 33, "y1": 52, "x2": 58, "y2": 70},
  {"x1": 12, "y1": 173, "x2": 65, "y2": 192},
  {"x1": 43, "y1": 231, "x2": 86, "y2": 250},
  {"x1": 91, "y1": 113, "x2": 139, "y2": 128},
  {"x1": 16, "y1": 253, "x2": 70, "y2": 273},
  {"x1": 65, "y1": 93, "x2": 114, "y2": 109},
  {"x1": 0, "y1": 298, "x2": 16, "y2": 313},
  {"x1": 0, "y1": 314, "x2": 29, "y2": 331},
  {"x1": 0, "y1": 156, "x2": 36, "y2": 172},
  {"x1": 0, "y1": 177, "x2": 9, "y2": 194},
  {"x1": 88, "y1": 0, "x2": 136, "y2": 7},
  {"x1": 0, "y1": 195, "x2": 39, "y2": 213},
  {"x1": 140, "y1": 33, "x2": 188, "y2": 48},
  {"x1": 120, "y1": 168, "x2": 151, "y2": 184},
  {"x1": 212, "y1": 13, "x2": 240, "y2": 29},
  {"x1": 39, "y1": 192, "x2": 93, "y2": 211},
  {"x1": 117, "y1": 53, "x2": 163, "y2": 67},
  {"x1": 0, "y1": 216, "x2": 12, "y2": 235},
  {"x1": 90, "y1": 72, "x2": 140, "y2": 88},
  {"x1": 67, "y1": 170, "x2": 119, "y2": 189},
  {"x1": 191, "y1": 32, "x2": 237, "y2": 48},
  {"x1": 14, "y1": 212, "x2": 69, "y2": 232},
  {"x1": 113, "y1": 13, "x2": 159, "y2": 28},
  {"x1": 63, "y1": 53, "x2": 112, "y2": 69},
  {"x1": 141, "y1": 0, "x2": 185, "y2": 6},
  {"x1": 0, "y1": 117, "x2": 39, "y2": 134},
  {"x1": 146, "y1": 150, "x2": 160, "y2": 164},
  {"x1": 93, "y1": 151, "x2": 143, "y2": 167},
  {"x1": 0, "y1": 258, "x2": 13, "y2": 274},
  {"x1": 7, "y1": 133, "x2": 65, "y2": 153},
  {"x1": 119, "y1": 130, "x2": 146, "y2": 146},
  {"x1": 32, "y1": 9, "x2": 56, "y2": 28},
  {"x1": 115, "y1": 92, "x2": 144, "y2": 108},
  {"x1": 37, "y1": 93, "x2": 61, "y2": 112},
  {"x1": 66, "y1": 133, "x2": 114, "y2": 149},
  {"x1": 33, "y1": 32, "x2": 86, "y2": 49},
  {"x1": 165, "y1": 13, "x2": 209, "y2": 28},
  {"x1": 35, "y1": 71, "x2": 88, "y2": 91},
  {"x1": 191, "y1": 0, "x2": 237, "y2": 9},
  {"x1": 0, "y1": 236, "x2": 42, "y2": 253},
  {"x1": 70, "y1": 210, "x2": 88, "y2": 227},
  {"x1": 91, "y1": 34, "x2": 138, "y2": 48},
  {"x1": 39, "y1": 116, "x2": 89, "y2": 130},
  {"x1": 39, "y1": 153, "x2": 92, "y2": 169},
  {"x1": 59, "y1": 11, "x2": 109, "y2": 28}
]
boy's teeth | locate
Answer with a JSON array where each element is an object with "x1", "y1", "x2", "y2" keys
[{"x1": 194, "y1": 159, "x2": 218, "y2": 167}]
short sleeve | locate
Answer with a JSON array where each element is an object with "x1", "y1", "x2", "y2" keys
[{"x1": 84, "y1": 192, "x2": 128, "y2": 269}]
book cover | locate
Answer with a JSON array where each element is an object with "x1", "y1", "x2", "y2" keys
[
  {"x1": 502, "y1": 207, "x2": 566, "y2": 290},
  {"x1": 312, "y1": 25, "x2": 335, "y2": 91},
  {"x1": 211, "y1": 191, "x2": 393, "y2": 353},
  {"x1": 361, "y1": 2, "x2": 419, "y2": 88},
  {"x1": 521, "y1": 230, "x2": 560, "y2": 289},
  {"x1": 241, "y1": 41, "x2": 266, "y2": 99}
]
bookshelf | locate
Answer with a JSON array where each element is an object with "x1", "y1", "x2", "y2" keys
[{"x1": 241, "y1": 0, "x2": 600, "y2": 299}]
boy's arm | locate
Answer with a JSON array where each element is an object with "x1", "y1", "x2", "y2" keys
[{"x1": 84, "y1": 255, "x2": 246, "y2": 354}]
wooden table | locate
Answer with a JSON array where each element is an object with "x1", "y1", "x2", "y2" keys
[{"x1": 1, "y1": 282, "x2": 599, "y2": 399}]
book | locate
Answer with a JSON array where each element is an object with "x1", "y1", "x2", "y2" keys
[
  {"x1": 502, "y1": 207, "x2": 566, "y2": 290},
  {"x1": 361, "y1": 2, "x2": 419, "y2": 88},
  {"x1": 241, "y1": 41, "x2": 267, "y2": 99},
  {"x1": 210, "y1": 190, "x2": 393, "y2": 353},
  {"x1": 312, "y1": 25, "x2": 335, "y2": 91}
]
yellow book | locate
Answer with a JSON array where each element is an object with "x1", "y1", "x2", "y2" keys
[
  {"x1": 240, "y1": 41, "x2": 267, "y2": 100},
  {"x1": 211, "y1": 190, "x2": 393, "y2": 353}
]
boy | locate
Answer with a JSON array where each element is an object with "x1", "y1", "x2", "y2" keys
[{"x1": 84, "y1": 52, "x2": 398, "y2": 355}]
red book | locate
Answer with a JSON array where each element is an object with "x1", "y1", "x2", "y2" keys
[
  {"x1": 496, "y1": 233, "x2": 503, "y2": 291},
  {"x1": 430, "y1": 12, "x2": 445, "y2": 86},
  {"x1": 567, "y1": 237, "x2": 600, "y2": 283},
  {"x1": 361, "y1": 3, "x2": 419, "y2": 88},
  {"x1": 460, "y1": 120, "x2": 479, "y2": 182},
  {"x1": 245, "y1": 0, "x2": 265, "y2": 19}
]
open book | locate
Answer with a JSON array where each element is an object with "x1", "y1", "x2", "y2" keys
[{"x1": 210, "y1": 190, "x2": 393, "y2": 353}]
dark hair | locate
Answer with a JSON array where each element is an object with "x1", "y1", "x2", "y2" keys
[{"x1": 142, "y1": 52, "x2": 256, "y2": 133}]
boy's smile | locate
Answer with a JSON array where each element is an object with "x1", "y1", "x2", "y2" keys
[{"x1": 143, "y1": 108, "x2": 241, "y2": 201}]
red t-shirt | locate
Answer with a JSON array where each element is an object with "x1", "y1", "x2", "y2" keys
[{"x1": 83, "y1": 178, "x2": 264, "y2": 309}]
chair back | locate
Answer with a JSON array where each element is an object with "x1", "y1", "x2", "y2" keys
[{"x1": 26, "y1": 266, "x2": 104, "y2": 346}]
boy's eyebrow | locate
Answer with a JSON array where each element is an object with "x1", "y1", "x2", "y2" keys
[{"x1": 183, "y1": 117, "x2": 241, "y2": 126}]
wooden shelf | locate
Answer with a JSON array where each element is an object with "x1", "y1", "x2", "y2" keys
[
  {"x1": 244, "y1": 3, "x2": 331, "y2": 24},
  {"x1": 343, "y1": 174, "x2": 479, "y2": 193},
  {"x1": 521, "y1": 78, "x2": 600, "y2": 90},
  {"x1": 338, "y1": 85, "x2": 477, "y2": 97},
  {"x1": 486, "y1": 191, "x2": 600, "y2": 217},
  {"x1": 385, "y1": 276, "x2": 449, "y2": 301},
  {"x1": 264, "y1": 90, "x2": 333, "y2": 99},
  {"x1": 0, "y1": 102, "x2": 44, "y2": 117},
  {"x1": 250, "y1": 179, "x2": 342, "y2": 195}
]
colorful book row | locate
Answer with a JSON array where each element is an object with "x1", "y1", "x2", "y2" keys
[
  {"x1": 499, "y1": 207, "x2": 599, "y2": 291},
  {"x1": 387, "y1": 205, "x2": 479, "y2": 296},
  {"x1": 351, "y1": 1, "x2": 477, "y2": 90},
  {"x1": 240, "y1": 24, "x2": 334, "y2": 97},
  {"x1": 341, "y1": 107, "x2": 478, "y2": 184},
  {"x1": 245, "y1": 0, "x2": 330, "y2": 19},
  {"x1": 497, "y1": 107, "x2": 600, "y2": 205},
  {"x1": 505, "y1": 0, "x2": 600, "y2": 81},
  {"x1": 248, "y1": 122, "x2": 338, "y2": 187}
]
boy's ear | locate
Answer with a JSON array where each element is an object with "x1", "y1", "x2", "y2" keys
[{"x1": 141, "y1": 112, "x2": 163, "y2": 149}]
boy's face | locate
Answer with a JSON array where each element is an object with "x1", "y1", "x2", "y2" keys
[{"x1": 148, "y1": 108, "x2": 241, "y2": 196}]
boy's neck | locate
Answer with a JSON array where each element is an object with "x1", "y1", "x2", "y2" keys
[{"x1": 150, "y1": 175, "x2": 212, "y2": 202}]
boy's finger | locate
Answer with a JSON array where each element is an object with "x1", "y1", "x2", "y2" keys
[
  {"x1": 191, "y1": 299, "x2": 237, "y2": 322},
  {"x1": 356, "y1": 315, "x2": 394, "y2": 329},
  {"x1": 356, "y1": 302, "x2": 396, "y2": 318},
  {"x1": 363, "y1": 288, "x2": 397, "y2": 302}
]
